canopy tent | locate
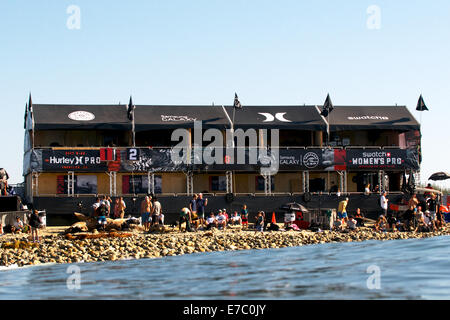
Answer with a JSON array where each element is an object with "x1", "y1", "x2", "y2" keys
[
  {"x1": 134, "y1": 105, "x2": 230, "y2": 131},
  {"x1": 32, "y1": 104, "x2": 131, "y2": 130},
  {"x1": 29, "y1": 103, "x2": 420, "y2": 133},
  {"x1": 327, "y1": 106, "x2": 420, "y2": 131},
  {"x1": 225, "y1": 105, "x2": 326, "y2": 130}
]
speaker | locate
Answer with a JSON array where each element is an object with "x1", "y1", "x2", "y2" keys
[{"x1": 0, "y1": 196, "x2": 20, "y2": 212}]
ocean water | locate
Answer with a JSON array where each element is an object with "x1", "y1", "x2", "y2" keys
[{"x1": 0, "y1": 236, "x2": 449, "y2": 300}]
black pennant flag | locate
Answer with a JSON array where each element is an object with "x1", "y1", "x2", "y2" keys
[
  {"x1": 233, "y1": 93, "x2": 242, "y2": 109},
  {"x1": 127, "y1": 96, "x2": 135, "y2": 120},
  {"x1": 416, "y1": 94, "x2": 429, "y2": 111},
  {"x1": 24, "y1": 103, "x2": 28, "y2": 129},
  {"x1": 320, "y1": 93, "x2": 333, "y2": 117}
]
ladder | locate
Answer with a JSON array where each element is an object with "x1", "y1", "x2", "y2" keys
[
  {"x1": 263, "y1": 173, "x2": 272, "y2": 195},
  {"x1": 186, "y1": 171, "x2": 193, "y2": 196},
  {"x1": 31, "y1": 171, "x2": 41, "y2": 197},
  {"x1": 148, "y1": 172, "x2": 155, "y2": 195},
  {"x1": 67, "y1": 171, "x2": 75, "y2": 196},
  {"x1": 226, "y1": 171, "x2": 233, "y2": 194},
  {"x1": 107, "y1": 171, "x2": 117, "y2": 196}
]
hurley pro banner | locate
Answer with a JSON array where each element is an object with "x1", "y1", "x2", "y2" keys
[{"x1": 42, "y1": 150, "x2": 108, "y2": 172}]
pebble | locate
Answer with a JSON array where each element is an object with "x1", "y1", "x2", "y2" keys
[{"x1": 1, "y1": 226, "x2": 449, "y2": 267}]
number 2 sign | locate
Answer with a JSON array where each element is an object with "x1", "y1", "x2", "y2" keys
[{"x1": 127, "y1": 148, "x2": 140, "y2": 161}]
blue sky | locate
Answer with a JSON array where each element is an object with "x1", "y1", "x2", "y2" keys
[{"x1": 1, "y1": 0, "x2": 449, "y2": 187}]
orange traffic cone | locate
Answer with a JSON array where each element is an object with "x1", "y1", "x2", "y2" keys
[{"x1": 271, "y1": 212, "x2": 277, "y2": 224}]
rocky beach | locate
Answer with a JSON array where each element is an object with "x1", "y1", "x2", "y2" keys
[{"x1": 1, "y1": 224, "x2": 450, "y2": 268}]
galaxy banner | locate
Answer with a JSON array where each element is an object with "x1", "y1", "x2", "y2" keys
[{"x1": 28, "y1": 147, "x2": 419, "y2": 173}]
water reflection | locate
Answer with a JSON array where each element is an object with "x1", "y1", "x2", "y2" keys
[{"x1": 0, "y1": 236, "x2": 449, "y2": 300}]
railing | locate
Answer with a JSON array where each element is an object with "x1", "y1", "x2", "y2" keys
[
  {"x1": 31, "y1": 145, "x2": 404, "y2": 151},
  {"x1": 33, "y1": 191, "x2": 406, "y2": 198}
]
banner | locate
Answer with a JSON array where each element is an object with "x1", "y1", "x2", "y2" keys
[
  {"x1": 43, "y1": 150, "x2": 108, "y2": 172},
  {"x1": 27, "y1": 147, "x2": 420, "y2": 174},
  {"x1": 345, "y1": 149, "x2": 419, "y2": 170}
]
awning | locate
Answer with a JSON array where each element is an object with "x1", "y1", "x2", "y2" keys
[
  {"x1": 134, "y1": 105, "x2": 230, "y2": 131},
  {"x1": 33, "y1": 104, "x2": 131, "y2": 130},
  {"x1": 225, "y1": 105, "x2": 326, "y2": 130},
  {"x1": 327, "y1": 106, "x2": 420, "y2": 131}
]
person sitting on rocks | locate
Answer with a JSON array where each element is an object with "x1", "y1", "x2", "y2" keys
[
  {"x1": 230, "y1": 211, "x2": 242, "y2": 226},
  {"x1": 386, "y1": 212, "x2": 398, "y2": 232},
  {"x1": 354, "y1": 208, "x2": 365, "y2": 227},
  {"x1": 206, "y1": 212, "x2": 217, "y2": 230},
  {"x1": 222, "y1": 209, "x2": 229, "y2": 224},
  {"x1": 423, "y1": 210, "x2": 436, "y2": 232},
  {"x1": 347, "y1": 216, "x2": 358, "y2": 231},
  {"x1": 333, "y1": 217, "x2": 345, "y2": 231},
  {"x1": 337, "y1": 198, "x2": 349, "y2": 223},
  {"x1": 216, "y1": 211, "x2": 227, "y2": 230},
  {"x1": 12, "y1": 216, "x2": 24, "y2": 234},
  {"x1": 375, "y1": 215, "x2": 388, "y2": 232}
]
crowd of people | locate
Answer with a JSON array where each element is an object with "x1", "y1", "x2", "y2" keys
[
  {"x1": 329, "y1": 188, "x2": 448, "y2": 233},
  {"x1": 77, "y1": 184, "x2": 447, "y2": 235},
  {"x1": 176, "y1": 196, "x2": 262, "y2": 232},
  {"x1": 0, "y1": 210, "x2": 44, "y2": 243},
  {"x1": 90, "y1": 195, "x2": 130, "y2": 230}
]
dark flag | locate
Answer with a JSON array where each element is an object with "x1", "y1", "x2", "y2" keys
[
  {"x1": 24, "y1": 103, "x2": 28, "y2": 129},
  {"x1": 28, "y1": 93, "x2": 32, "y2": 112},
  {"x1": 233, "y1": 93, "x2": 242, "y2": 109},
  {"x1": 127, "y1": 96, "x2": 135, "y2": 120},
  {"x1": 320, "y1": 94, "x2": 333, "y2": 117},
  {"x1": 416, "y1": 94, "x2": 428, "y2": 111}
]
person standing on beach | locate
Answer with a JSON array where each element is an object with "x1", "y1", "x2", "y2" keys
[
  {"x1": 140, "y1": 196, "x2": 152, "y2": 231},
  {"x1": 380, "y1": 191, "x2": 389, "y2": 216},
  {"x1": 28, "y1": 210, "x2": 41, "y2": 243},
  {"x1": 179, "y1": 207, "x2": 192, "y2": 232},
  {"x1": 113, "y1": 197, "x2": 127, "y2": 219},
  {"x1": 152, "y1": 196, "x2": 163, "y2": 225},
  {"x1": 196, "y1": 193, "x2": 208, "y2": 228},
  {"x1": 241, "y1": 204, "x2": 249, "y2": 228},
  {"x1": 92, "y1": 197, "x2": 101, "y2": 217},
  {"x1": 0, "y1": 168, "x2": 9, "y2": 196},
  {"x1": 101, "y1": 195, "x2": 111, "y2": 217},
  {"x1": 255, "y1": 211, "x2": 264, "y2": 233},
  {"x1": 189, "y1": 194, "x2": 199, "y2": 229},
  {"x1": 408, "y1": 193, "x2": 418, "y2": 211},
  {"x1": 364, "y1": 184, "x2": 371, "y2": 196}
]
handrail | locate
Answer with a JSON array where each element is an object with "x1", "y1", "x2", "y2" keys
[{"x1": 31, "y1": 145, "x2": 404, "y2": 151}]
